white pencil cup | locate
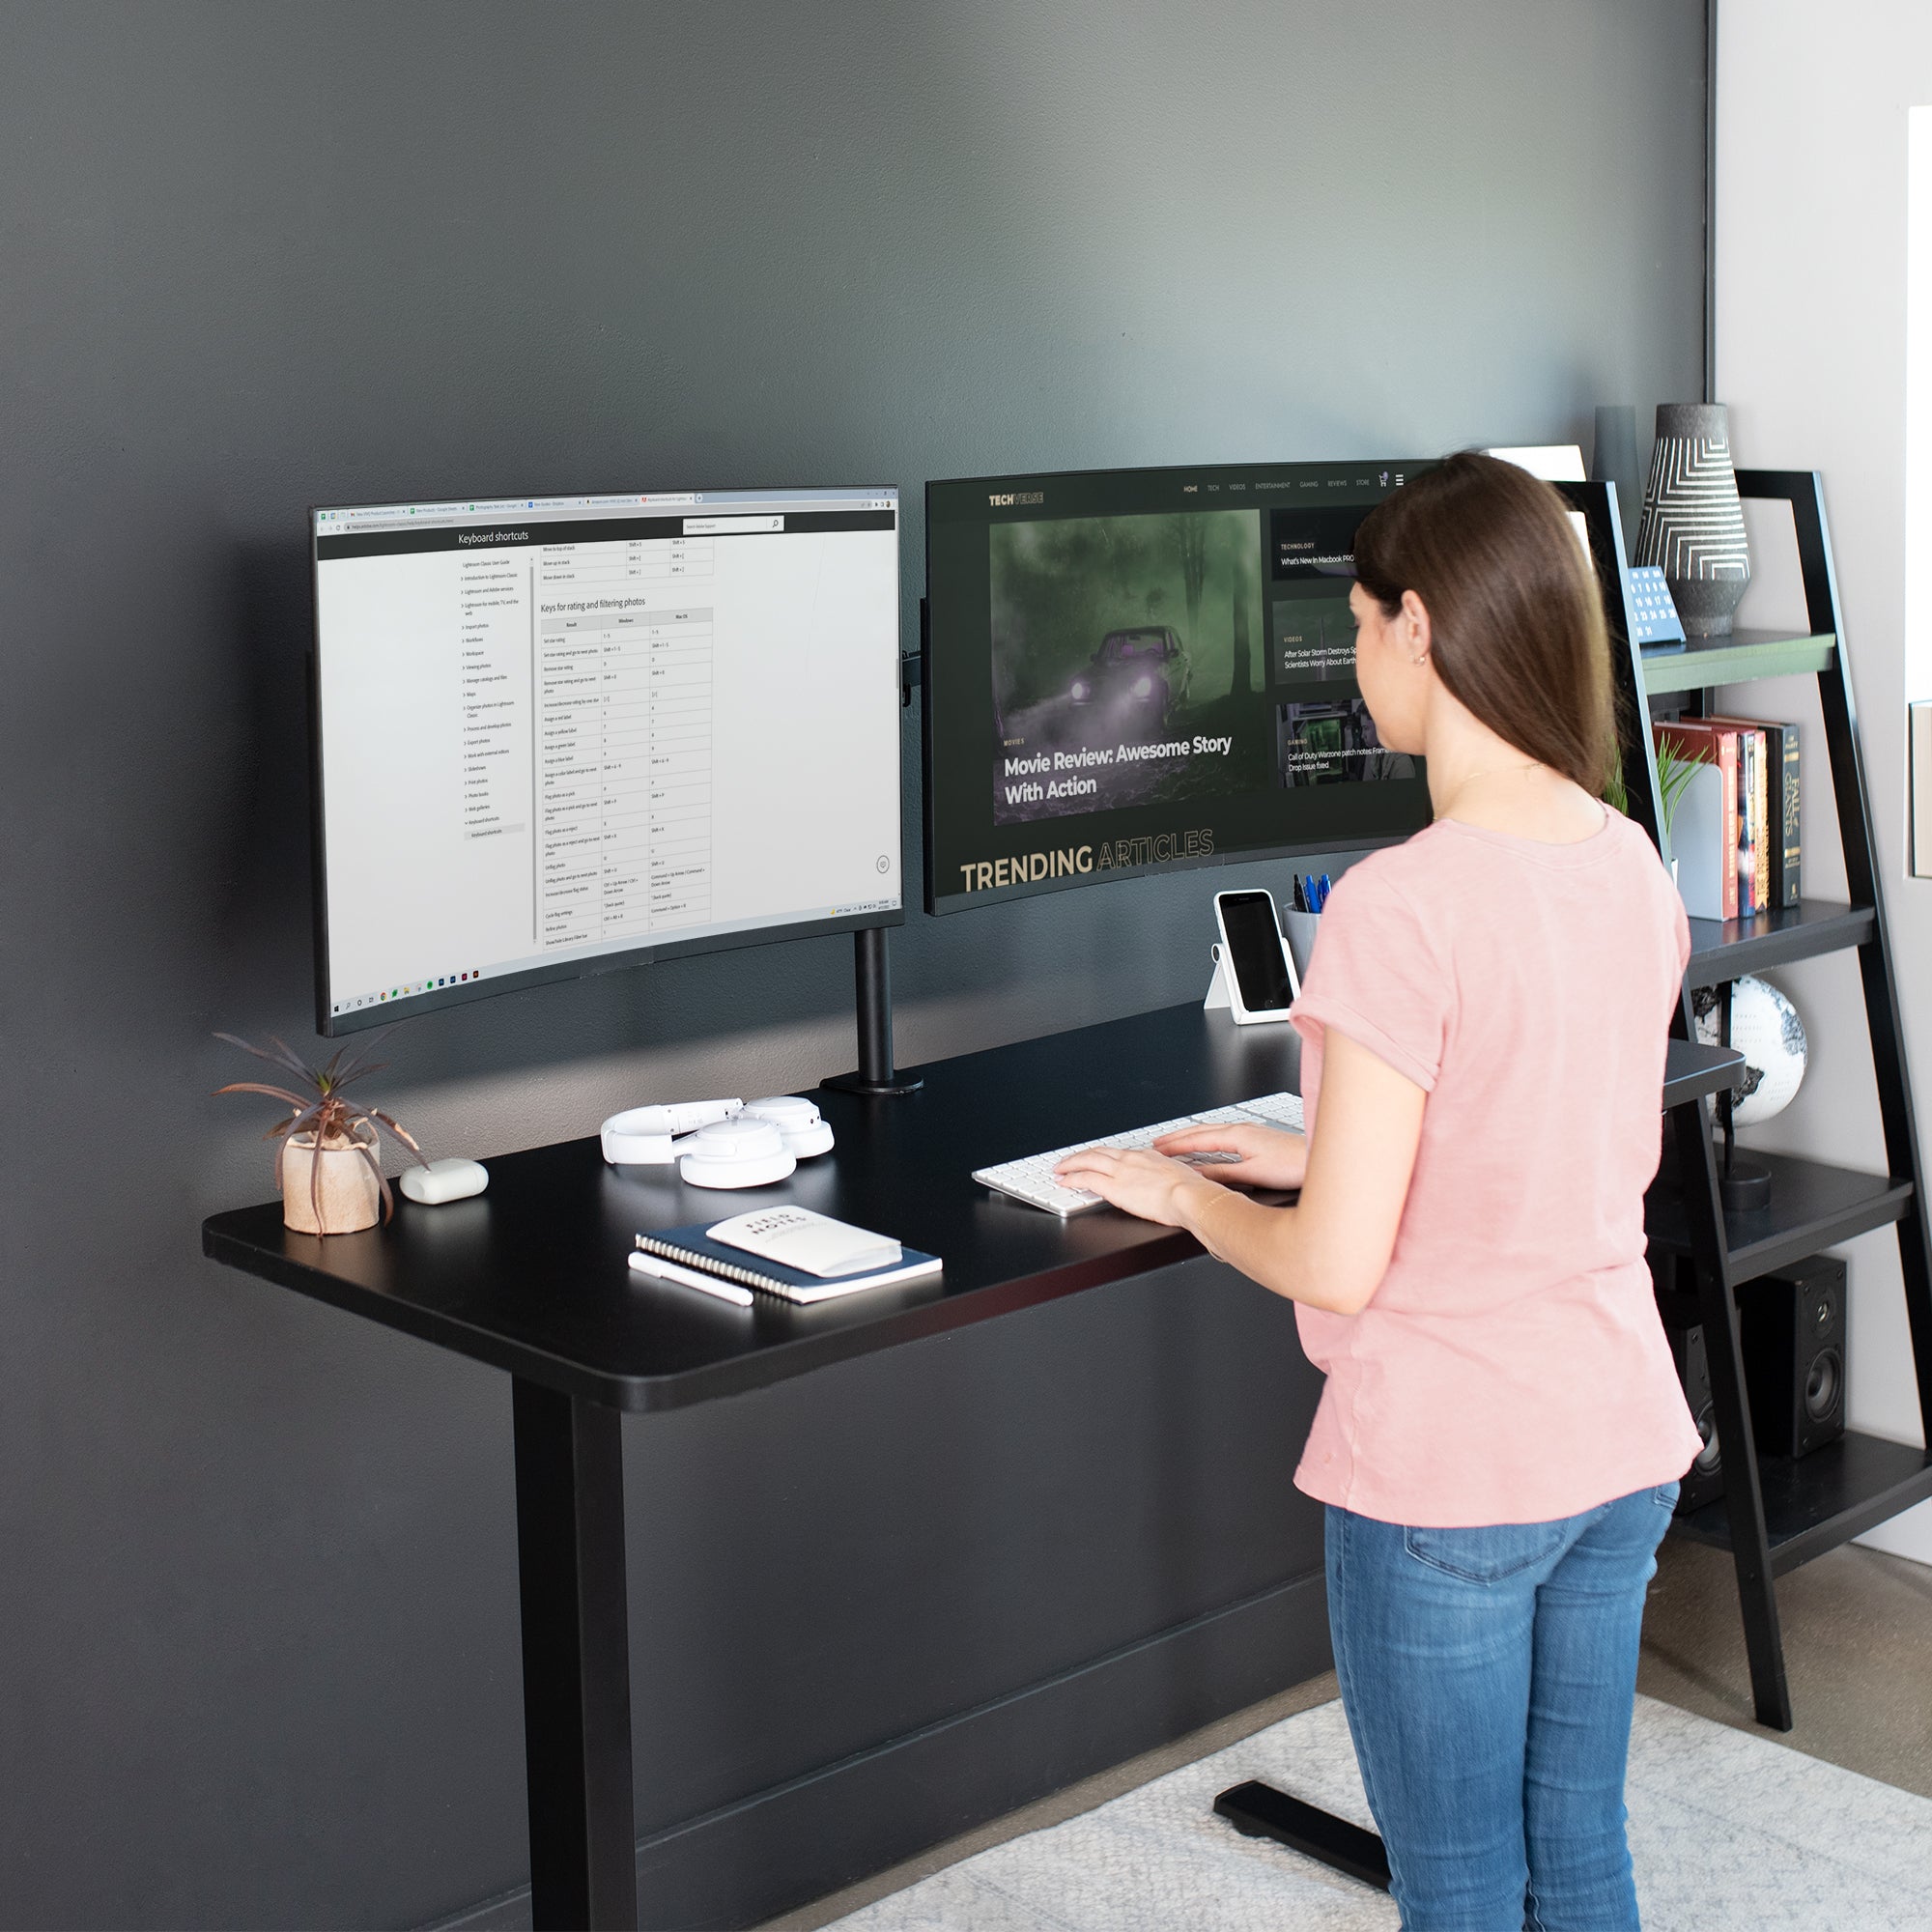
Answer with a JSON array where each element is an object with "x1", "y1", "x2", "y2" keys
[{"x1": 1282, "y1": 908, "x2": 1321, "y2": 985}]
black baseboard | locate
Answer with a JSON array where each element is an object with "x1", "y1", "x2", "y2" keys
[{"x1": 429, "y1": 1567, "x2": 1330, "y2": 1931}]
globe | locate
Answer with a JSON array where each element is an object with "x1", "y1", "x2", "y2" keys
[{"x1": 1692, "y1": 976, "x2": 1807, "y2": 1125}]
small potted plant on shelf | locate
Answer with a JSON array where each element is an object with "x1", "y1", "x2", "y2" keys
[
  {"x1": 1654, "y1": 734, "x2": 1713, "y2": 883},
  {"x1": 214, "y1": 1031, "x2": 429, "y2": 1235}
]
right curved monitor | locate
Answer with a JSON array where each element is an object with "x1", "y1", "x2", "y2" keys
[{"x1": 923, "y1": 459, "x2": 1434, "y2": 914}]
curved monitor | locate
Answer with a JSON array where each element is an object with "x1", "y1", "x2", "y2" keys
[
  {"x1": 311, "y1": 485, "x2": 902, "y2": 1033},
  {"x1": 923, "y1": 460, "x2": 1431, "y2": 914}
]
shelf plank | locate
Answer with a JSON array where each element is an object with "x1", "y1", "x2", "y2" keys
[
  {"x1": 1663, "y1": 1039, "x2": 1747, "y2": 1110},
  {"x1": 1646, "y1": 1149, "x2": 1913, "y2": 1286},
  {"x1": 1670, "y1": 1431, "x2": 1932, "y2": 1574},
  {"x1": 1639, "y1": 629, "x2": 1835, "y2": 696},
  {"x1": 1684, "y1": 900, "x2": 1876, "y2": 988}
]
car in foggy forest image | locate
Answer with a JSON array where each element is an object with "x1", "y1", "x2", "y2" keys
[{"x1": 1065, "y1": 627, "x2": 1192, "y2": 729}]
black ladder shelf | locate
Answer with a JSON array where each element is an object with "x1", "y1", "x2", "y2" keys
[{"x1": 1566, "y1": 469, "x2": 1932, "y2": 1731}]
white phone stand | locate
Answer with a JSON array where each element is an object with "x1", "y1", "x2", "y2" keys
[
  {"x1": 1203, "y1": 944, "x2": 1235, "y2": 1012},
  {"x1": 1203, "y1": 944, "x2": 1296, "y2": 1026}
]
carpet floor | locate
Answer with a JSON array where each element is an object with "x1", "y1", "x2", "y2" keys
[{"x1": 819, "y1": 1694, "x2": 1932, "y2": 1931}]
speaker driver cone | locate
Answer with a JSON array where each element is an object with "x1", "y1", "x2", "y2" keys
[
  {"x1": 1693, "y1": 1403, "x2": 1721, "y2": 1474},
  {"x1": 1804, "y1": 1349, "x2": 1842, "y2": 1423}
]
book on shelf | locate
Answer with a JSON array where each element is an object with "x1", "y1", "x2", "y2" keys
[
  {"x1": 1656, "y1": 720, "x2": 1739, "y2": 921},
  {"x1": 1656, "y1": 715, "x2": 1801, "y2": 920},
  {"x1": 1742, "y1": 725, "x2": 1765, "y2": 917},
  {"x1": 1707, "y1": 713, "x2": 1801, "y2": 909}
]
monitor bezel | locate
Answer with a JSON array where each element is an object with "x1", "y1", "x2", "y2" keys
[
  {"x1": 308, "y1": 483, "x2": 906, "y2": 1037},
  {"x1": 921, "y1": 458, "x2": 1426, "y2": 918}
]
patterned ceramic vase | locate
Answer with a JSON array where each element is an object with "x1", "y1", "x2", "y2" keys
[{"x1": 1635, "y1": 402, "x2": 1750, "y2": 638}]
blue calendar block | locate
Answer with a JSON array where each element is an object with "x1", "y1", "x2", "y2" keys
[{"x1": 1629, "y1": 565, "x2": 1687, "y2": 648}]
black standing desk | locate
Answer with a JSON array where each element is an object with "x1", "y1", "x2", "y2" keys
[{"x1": 201, "y1": 1003, "x2": 1743, "y2": 1929}]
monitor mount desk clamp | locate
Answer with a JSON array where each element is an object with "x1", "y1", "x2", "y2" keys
[{"x1": 822, "y1": 925, "x2": 923, "y2": 1096}]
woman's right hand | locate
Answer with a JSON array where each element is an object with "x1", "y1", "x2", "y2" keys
[{"x1": 1152, "y1": 1122, "x2": 1308, "y2": 1192}]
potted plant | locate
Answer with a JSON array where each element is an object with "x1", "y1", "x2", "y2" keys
[
  {"x1": 1653, "y1": 734, "x2": 1714, "y2": 881},
  {"x1": 214, "y1": 1031, "x2": 428, "y2": 1235}
]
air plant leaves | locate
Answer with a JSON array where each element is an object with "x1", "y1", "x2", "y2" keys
[
  {"x1": 364, "y1": 1108, "x2": 422, "y2": 1153},
  {"x1": 214, "y1": 1033, "x2": 315, "y2": 1080},
  {"x1": 214, "y1": 1029, "x2": 427, "y2": 1225},
  {"x1": 213, "y1": 1080, "x2": 313, "y2": 1111}
]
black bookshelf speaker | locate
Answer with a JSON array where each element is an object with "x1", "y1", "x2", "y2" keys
[
  {"x1": 1666, "y1": 1321, "x2": 1726, "y2": 1514},
  {"x1": 1740, "y1": 1255, "x2": 1847, "y2": 1460}
]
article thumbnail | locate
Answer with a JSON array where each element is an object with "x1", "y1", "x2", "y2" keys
[
  {"x1": 1277, "y1": 698, "x2": 1416, "y2": 786},
  {"x1": 989, "y1": 511, "x2": 1267, "y2": 824}
]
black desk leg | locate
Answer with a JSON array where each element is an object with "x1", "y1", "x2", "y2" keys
[{"x1": 512, "y1": 1378, "x2": 639, "y2": 1931}]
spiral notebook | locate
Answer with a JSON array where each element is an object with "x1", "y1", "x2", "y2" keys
[{"x1": 633, "y1": 1221, "x2": 943, "y2": 1303}]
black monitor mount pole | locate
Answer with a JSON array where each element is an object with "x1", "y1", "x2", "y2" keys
[
  {"x1": 822, "y1": 926, "x2": 923, "y2": 1096},
  {"x1": 1714, "y1": 977, "x2": 1771, "y2": 1211}
]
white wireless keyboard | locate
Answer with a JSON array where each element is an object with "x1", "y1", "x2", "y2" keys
[{"x1": 974, "y1": 1091, "x2": 1306, "y2": 1216}]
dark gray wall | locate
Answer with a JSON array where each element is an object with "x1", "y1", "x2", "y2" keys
[{"x1": 0, "y1": 3, "x2": 1705, "y2": 1926}]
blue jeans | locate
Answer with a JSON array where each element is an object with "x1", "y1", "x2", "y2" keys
[{"x1": 1326, "y1": 1483, "x2": 1676, "y2": 1931}]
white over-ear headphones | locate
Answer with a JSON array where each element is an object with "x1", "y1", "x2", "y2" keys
[
  {"x1": 600, "y1": 1094, "x2": 837, "y2": 1186},
  {"x1": 601, "y1": 1098, "x2": 742, "y2": 1165},
  {"x1": 740, "y1": 1094, "x2": 836, "y2": 1158},
  {"x1": 677, "y1": 1115, "x2": 796, "y2": 1189}
]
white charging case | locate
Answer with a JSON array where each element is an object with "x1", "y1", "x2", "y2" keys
[
  {"x1": 677, "y1": 1116, "x2": 798, "y2": 1190},
  {"x1": 741, "y1": 1095, "x2": 836, "y2": 1158},
  {"x1": 398, "y1": 1157, "x2": 490, "y2": 1205}
]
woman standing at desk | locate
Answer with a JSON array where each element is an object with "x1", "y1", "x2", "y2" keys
[{"x1": 1060, "y1": 452, "x2": 1701, "y2": 1932}]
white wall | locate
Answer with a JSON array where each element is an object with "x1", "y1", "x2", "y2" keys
[{"x1": 1717, "y1": 0, "x2": 1932, "y2": 1562}]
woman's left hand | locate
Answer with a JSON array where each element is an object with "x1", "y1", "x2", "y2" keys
[{"x1": 1053, "y1": 1146, "x2": 1213, "y2": 1226}]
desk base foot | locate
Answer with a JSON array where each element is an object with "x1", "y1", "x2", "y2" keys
[{"x1": 1213, "y1": 1780, "x2": 1391, "y2": 1891}]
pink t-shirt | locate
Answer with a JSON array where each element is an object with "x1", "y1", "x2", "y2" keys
[{"x1": 1289, "y1": 809, "x2": 1703, "y2": 1527}]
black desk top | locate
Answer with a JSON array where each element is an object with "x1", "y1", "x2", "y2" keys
[{"x1": 202, "y1": 1004, "x2": 1742, "y2": 1414}]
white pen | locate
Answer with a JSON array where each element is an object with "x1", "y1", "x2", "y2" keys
[{"x1": 629, "y1": 1249, "x2": 755, "y2": 1307}]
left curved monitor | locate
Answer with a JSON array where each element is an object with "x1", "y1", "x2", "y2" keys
[{"x1": 311, "y1": 486, "x2": 903, "y2": 1035}]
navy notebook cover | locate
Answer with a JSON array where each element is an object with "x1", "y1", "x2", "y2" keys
[{"x1": 634, "y1": 1224, "x2": 943, "y2": 1302}]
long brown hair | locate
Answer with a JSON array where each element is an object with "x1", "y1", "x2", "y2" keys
[{"x1": 1350, "y1": 452, "x2": 1616, "y2": 795}]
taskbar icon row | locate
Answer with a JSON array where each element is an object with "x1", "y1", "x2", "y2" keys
[{"x1": 333, "y1": 970, "x2": 485, "y2": 1015}]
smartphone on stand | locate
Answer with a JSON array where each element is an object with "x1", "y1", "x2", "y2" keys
[{"x1": 1212, "y1": 889, "x2": 1299, "y2": 1025}]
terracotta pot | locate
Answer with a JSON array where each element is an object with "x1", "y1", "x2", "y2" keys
[{"x1": 281, "y1": 1129, "x2": 381, "y2": 1235}]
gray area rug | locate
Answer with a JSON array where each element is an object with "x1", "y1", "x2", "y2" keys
[{"x1": 824, "y1": 1695, "x2": 1932, "y2": 1930}]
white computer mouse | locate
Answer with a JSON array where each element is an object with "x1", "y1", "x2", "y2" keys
[{"x1": 398, "y1": 1157, "x2": 490, "y2": 1205}]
